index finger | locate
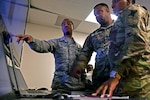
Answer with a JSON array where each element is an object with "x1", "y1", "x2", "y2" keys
[
  {"x1": 93, "y1": 85, "x2": 104, "y2": 96},
  {"x1": 15, "y1": 34, "x2": 24, "y2": 37}
]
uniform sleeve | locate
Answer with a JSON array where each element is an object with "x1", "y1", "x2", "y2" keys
[
  {"x1": 122, "y1": 5, "x2": 150, "y2": 59},
  {"x1": 75, "y1": 35, "x2": 94, "y2": 69},
  {"x1": 28, "y1": 38, "x2": 57, "y2": 53},
  {"x1": 114, "y1": 5, "x2": 150, "y2": 76}
]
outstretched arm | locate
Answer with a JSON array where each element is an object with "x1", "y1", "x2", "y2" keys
[{"x1": 16, "y1": 34, "x2": 33, "y2": 43}]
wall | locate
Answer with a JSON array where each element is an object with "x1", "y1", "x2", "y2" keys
[{"x1": 20, "y1": 23, "x2": 95, "y2": 90}]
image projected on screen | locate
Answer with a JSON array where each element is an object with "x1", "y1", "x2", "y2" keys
[{"x1": 0, "y1": 0, "x2": 28, "y2": 67}]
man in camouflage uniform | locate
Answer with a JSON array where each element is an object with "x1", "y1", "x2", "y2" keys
[
  {"x1": 92, "y1": 0, "x2": 150, "y2": 99},
  {"x1": 16, "y1": 19, "x2": 85, "y2": 92},
  {"x1": 72, "y1": 3, "x2": 114, "y2": 90}
]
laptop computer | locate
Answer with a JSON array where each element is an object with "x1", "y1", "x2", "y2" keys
[
  {"x1": 0, "y1": 32, "x2": 16, "y2": 99},
  {"x1": 7, "y1": 66, "x2": 51, "y2": 98},
  {"x1": 1, "y1": 32, "x2": 51, "y2": 98}
]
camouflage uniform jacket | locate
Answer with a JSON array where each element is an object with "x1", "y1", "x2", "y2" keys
[
  {"x1": 109, "y1": 4, "x2": 150, "y2": 98},
  {"x1": 77, "y1": 22, "x2": 114, "y2": 89},
  {"x1": 28, "y1": 36, "x2": 82, "y2": 89}
]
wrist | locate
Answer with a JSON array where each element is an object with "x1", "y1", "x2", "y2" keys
[{"x1": 115, "y1": 73, "x2": 121, "y2": 80}]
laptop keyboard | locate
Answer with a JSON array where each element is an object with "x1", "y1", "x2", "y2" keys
[
  {"x1": 20, "y1": 89, "x2": 51, "y2": 95},
  {"x1": 26, "y1": 89, "x2": 48, "y2": 93}
]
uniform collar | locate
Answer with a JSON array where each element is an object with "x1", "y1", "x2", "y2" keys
[
  {"x1": 60, "y1": 36, "x2": 76, "y2": 43},
  {"x1": 118, "y1": 5, "x2": 131, "y2": 15},
  {"x1": 100, "y1": 20, "x2": 115, "y2": 30}
]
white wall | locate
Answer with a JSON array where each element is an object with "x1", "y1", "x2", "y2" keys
[{"x1": 20, "y1": 23, "x2": 95, "y2": 90}]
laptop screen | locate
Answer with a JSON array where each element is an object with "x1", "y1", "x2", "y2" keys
[
  {"x1": 0, "y1": 0, "x2": 28, "y2": 68},
  {"x1": 8, "y1": 66, "x2": 28, "y2": 91},
  {"x1": 0, "y1": 28, "x2": 15, "y2": 99}
]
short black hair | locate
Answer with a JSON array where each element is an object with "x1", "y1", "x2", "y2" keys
[
  {"x1": 61, "y1": 18, "x2": 74, "y2": 26},
  {"x1": 132, "y1": 0, "x2": 136, "y2": 4},
  {"x1": 94, "y1": 3, "x2": 109, "y2": 10}
]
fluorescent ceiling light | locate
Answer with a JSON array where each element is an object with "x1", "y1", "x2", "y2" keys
[{"x1": 85, "y1": 10, "x2": 118, "y2": 23}]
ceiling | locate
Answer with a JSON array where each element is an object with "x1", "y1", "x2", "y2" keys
[{"x1": 27, "y1": 0, "x2": 150, "y2": 34}]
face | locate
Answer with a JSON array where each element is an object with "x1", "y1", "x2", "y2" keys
[
  {"x1": 94, "y1": 5, "x2": 110, "y2": 25},
  {"x1": 112, "y1": 0, "x2": 130, "y2": 15},
  {"x1": 61, "y1": 19, "x2": 74, "y2": 35}
]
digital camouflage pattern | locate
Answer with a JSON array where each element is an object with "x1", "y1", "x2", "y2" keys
[
  {"x1": 109, "y1": 4, "x2": 150, "y2": 99},
  {"x1": 29, "y1": 36, "x2": 85, "y2": 91},
  {"x1": 76, "y1": 23, "x2": 114, "y2": 90}
]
